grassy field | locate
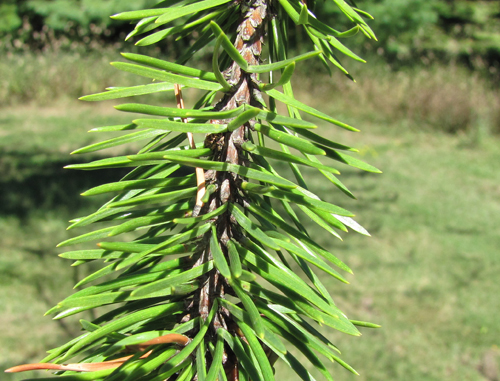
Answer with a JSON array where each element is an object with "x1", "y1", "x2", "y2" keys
[{"x1": 1, "y1": 63, "x2": 499, "y2": 380}]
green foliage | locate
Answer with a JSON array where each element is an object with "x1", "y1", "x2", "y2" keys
[
  {"x1": 0, "y1": 0, "x2": 158, "y2": 52},
  {"x1": 22, "y1": 0, "x2": 163, "y2": 32},
  {"x1": 0, "y1": 3, "x2": 22, "y2": 33},
  {"x1": 2, "y1": 0, "x2": 500, "y2": 75},
  {"x1": 365, "y1": 0, "x2": 438, "y2": 52},
  {"x1": 366, "y1": 0, "x2": 500, "y2": 67},
  {"x1": 296, "y1": 0, "x2": 500, "y2": 70},
  {"x1": 5, "y1": 0, "x2": 382, "y2": 380}
]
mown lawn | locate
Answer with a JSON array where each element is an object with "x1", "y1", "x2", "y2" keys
[
  {"x1": 287, "y1": 123, "x2": 500, "y2": 380},
  {"x1": 1, "y1": 97, "x2": 499, "y2": 380}
]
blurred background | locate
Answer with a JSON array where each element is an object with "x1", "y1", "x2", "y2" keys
[{"x1": 0, "y1": 0, "x2": 499, "y2": 380}]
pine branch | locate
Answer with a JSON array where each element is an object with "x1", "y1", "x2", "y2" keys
[{"x1": 6, "y1": 0, "x2": 381, "y2": 379}]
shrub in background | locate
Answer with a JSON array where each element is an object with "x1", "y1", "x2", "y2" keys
[
  {"x1": 3, "y1": 0, "x2": 500, "y2": 73},
  {"x1": 0, "y1": 0, "x2": 156, "y2": 52},
  {"x1": 5, "y1": 0, "x2": 381, "y2": 380}
]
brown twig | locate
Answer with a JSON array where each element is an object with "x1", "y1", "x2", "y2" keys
[
  {"x1": 232, "y1": 361, "x2": 239, "y2": 381},
  {"x1": 6, "y1": 362, "x2": 119, "y2": 373},
  {"x1": 4, "y1": 352, "x2": 151, "y2": 373},
  {"x1": 5, "y1": 333, "x2": 189, "y2": 373},
  {"x1": 174, "y1": 84, "x2": 206, "y2": 209},
  {"x1": 126, "y1": 332, "x2": 190, "y2": 351}
]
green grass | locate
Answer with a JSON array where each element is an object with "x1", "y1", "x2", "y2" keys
[
  {"x1": 284, "y1": 124, "x2": 500, "y2": 380},
  {"x1": 0, "y1": 103, "x2": 129, "y2": 380},
  {"x1": 0, "y1": 212, "x2": 81, "y2": 380},
  {"x1": 1, "y1": 84, "x2": 500, "y2": 380},
  {"x1": 0, "y1": 102, "x2": 143, "y2": 155}
]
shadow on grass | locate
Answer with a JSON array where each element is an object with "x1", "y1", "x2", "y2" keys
[
  {"x1": 0, "y1": 150, "x2": 195, "y2": 219},
  {"x1": 0, "y1": 151, "x2": 130, "y2": 218}
]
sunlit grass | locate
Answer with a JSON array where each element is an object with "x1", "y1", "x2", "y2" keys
[{"x1": 272, "y1": 111, "x2": 500, "y2": 379}]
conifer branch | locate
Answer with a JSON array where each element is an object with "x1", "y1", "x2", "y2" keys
[{"x1": 5, "y1": 0, "x2": 379, "y2": 379}]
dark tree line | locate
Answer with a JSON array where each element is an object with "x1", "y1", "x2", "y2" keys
[{"x1": 1, "y1": 0, "x2": 499, "y2": 71}]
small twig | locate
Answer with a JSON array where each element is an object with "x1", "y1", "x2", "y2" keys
[
  {"x1": 126, "y1": 333, "x2": 190, "y2": 351},
  {"x1": 174, "y1": 84, "x2": 206, "y2": 210},
  {"x1": 232, "y1": 362, "x2": 239, "y2": 381},
  {"x1": 5, "y1": 352, "x2": 151, "y2": 373},
  {"x1": 5, "y1": 333, "x2": 190, "y2": 373}
]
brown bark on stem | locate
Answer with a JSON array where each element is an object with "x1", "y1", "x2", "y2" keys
[
  {"x1": 192, "y1": 0, "x2": 267, "y2": 378},
  {"x1": 194, "y1": 0, "x2": 266, "y2": 314}
]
